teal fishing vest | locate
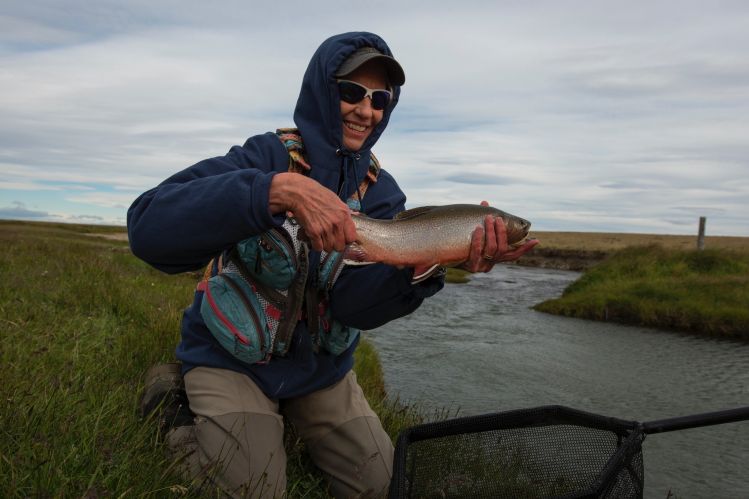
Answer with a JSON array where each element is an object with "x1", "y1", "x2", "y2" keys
[{"x1": 197, "y1": 128, "x2": 380, "y2": 365}]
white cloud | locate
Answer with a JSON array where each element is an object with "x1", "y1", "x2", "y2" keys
[
  {"x1": 0, "y1": 180, "x2": 61, "y2": 191},
  {"x1": 65, "y1": 191, "x2": 135, "y2": 210},
  {"x1": 1, "y1": 1, "x2": 748, "y2": 235}
]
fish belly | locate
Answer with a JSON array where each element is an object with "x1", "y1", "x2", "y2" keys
[{"x1": 355, "y1": 216, "x2": 475, "y2": 267}]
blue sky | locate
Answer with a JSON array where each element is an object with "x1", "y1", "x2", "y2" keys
[{"x1": 1, "y1": 1, "x2": 748, "y2": 235}]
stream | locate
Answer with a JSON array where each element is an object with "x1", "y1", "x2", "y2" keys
[{"x1": 367, "y1": 265, "x2": 749, "y2": 498}]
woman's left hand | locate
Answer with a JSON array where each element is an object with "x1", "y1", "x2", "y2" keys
[{"x1": 458, "y1": 201, "x2": 539, "y2": 273}]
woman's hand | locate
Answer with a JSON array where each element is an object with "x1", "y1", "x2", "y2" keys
[
  {"x1": 269, "y1": 173, "x2": 357, "y2": 252},
  {"x1": 458, "y1": 201, "x2": 539, "y2": 273}
]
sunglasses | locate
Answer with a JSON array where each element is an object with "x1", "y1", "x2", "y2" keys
[{"x1": 336, "y1": 80, "x2": 392, "y2": 111}]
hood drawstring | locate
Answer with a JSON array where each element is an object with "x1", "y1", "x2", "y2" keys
[{"x1": 336, "y1": 148, "x2": 365, "y2": 211}]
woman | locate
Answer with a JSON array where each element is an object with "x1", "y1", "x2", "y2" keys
[{"x1": 128, "y1": 31, "x2": 535, "y2": 498}]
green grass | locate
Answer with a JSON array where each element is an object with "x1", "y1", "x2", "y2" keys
[
  {"x1": 0, "y1": 220, "x2": 426, "y2": 497},
  {"x1": 445, "y1": 267, "x2": 471, "y2": 284},
  {"x1": 7, "y1": 222, "x2": 720, "y2": 496},
  {"x1": 534, "y1": 245, "x2": 749, "y2": 339}
]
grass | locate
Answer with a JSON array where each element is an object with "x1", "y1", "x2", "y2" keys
[
  {"x1": 520, "y1": 230, "x2": 749, "y2": 271},
  {"x1": 445, "y1": 267, "x2": 471, "y2": 284},
  {"x1": 0, "y1": 220, "x2": 425, "y2": 497},
  {"x1": 4, "y1": 220, "x2": 745, "y2": 495},
  {"x1": 529, "y1": 230, "x2": 749, "y2": 253},
  {"x1": 533, "y1": 244, "x2": 749, "y2": 339}
]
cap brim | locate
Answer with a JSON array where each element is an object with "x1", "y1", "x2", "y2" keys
[{"x1": 335, "y1": 51, "x2": 405, "y2": 86}]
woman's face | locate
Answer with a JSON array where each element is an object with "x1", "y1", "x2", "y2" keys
[{"x1": 339, "y1": 61, "x2": 389, "y2": 151}]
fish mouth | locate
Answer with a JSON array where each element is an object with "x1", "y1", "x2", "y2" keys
[
  {"x1": 508, "y1": 218, "x2": 532, "y2": 248},
  {"x1": 509, "y1": 236, "x2": 534, "y2": 249}
]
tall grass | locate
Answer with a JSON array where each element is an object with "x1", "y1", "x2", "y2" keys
[
  {"x1": 534, "y1": 245, "x2": 749, "y2": 339},
  {"x1": 0, "y1": 221, "x2": 424, "y2": 497}
]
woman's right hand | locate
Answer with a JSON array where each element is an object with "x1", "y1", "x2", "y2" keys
[{"x1": 269, "y1": 173, "x2": 357, "y2": 253}]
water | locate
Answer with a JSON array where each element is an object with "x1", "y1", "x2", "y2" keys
[{"x1": 367, "y1": 265, "x2": 749, "y2": 499}]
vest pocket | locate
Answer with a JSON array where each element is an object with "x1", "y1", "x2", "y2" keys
[
  {"x1": 199, "y1": 271, "x2": 271, "y2": 365},
  {"x1": 320, "y1": 319, "x2": 359, "y2": 355},
  {"x1": 235, "y1": 228, "x2": 297, "y2": 290}
]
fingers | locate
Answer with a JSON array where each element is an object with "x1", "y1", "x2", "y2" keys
[
  {"x1": 342, "y1": 216, "x2": 358, "y2": 246},
  {"x1": 460, "y1": 216, "x2": 538, "y2": 273},
  {"x1": 470, "y1": 224, "x2": 486, "y2": 270},
  {"x1": 278, "y1": 176, "x2": 358, "y2": 252},
  {"x1": 305, "y1": 213, "x2": 351, "y2": 252},
  {"x1": 468, "y1": 215, "x2": 497, "y2": 273},
  {"x1": 306, "y1": 208, "x2": 355, "y2": 253},
  {"x1": 310, "y1": 233, "x2": 325, "y2": 252},
  {"x1": 483, "y1": 215, "x2": 498, "y2": 259},
  {"x1": 457, "y1": 224, "x2": 485, "y2": 273},
  {"x1": 497, "y1": 238, "x2": 540, "y2": 261}
]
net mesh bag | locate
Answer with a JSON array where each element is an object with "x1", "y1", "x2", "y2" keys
[{"x1": 389, "y1": 405, "x2": 645, "y2": 499}]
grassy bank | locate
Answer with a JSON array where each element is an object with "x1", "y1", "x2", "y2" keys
[
  {"x1": 522, "y1": 230, "x2": 749, "y2": 271},
  {"x1": 529, "y1": 230, "x2": 749, "y2": 252},
  {"x1": 0, "y1": 221, "x2": 423, "y2": 497},
  {"x1": 534, "y1": 245, "x2": 749, "y2": 339}
]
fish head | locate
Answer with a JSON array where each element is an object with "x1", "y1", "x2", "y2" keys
[{"x1": 501, "y1": 213, "x2": 532, "y2": 247}]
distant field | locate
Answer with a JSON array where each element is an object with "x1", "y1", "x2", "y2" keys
[
  {"x1": 74, "y1": 224, "x2": 749, "y2": 253},
  {"x1": 530, "y1": 230, "x2": 749, "y2": 253},
  {"x1": 81, "y1": 224, "x2": 749, "y2": 251}
]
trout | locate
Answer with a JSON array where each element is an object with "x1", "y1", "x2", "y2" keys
[{"x1": 343, "y1": 204, "x2": 531, "y2": 269}]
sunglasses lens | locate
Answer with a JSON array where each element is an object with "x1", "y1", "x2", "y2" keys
[
  {"x1": 338, "y1": 81, "x2": 366, "y2": 104},
  {"x1": 337, "y1": 81, "x2": 391, "y2": 110},
  {"x1": 371, "y1": 90, "x2": 390, "y2": 110}
]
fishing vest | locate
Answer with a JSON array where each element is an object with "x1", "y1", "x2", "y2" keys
[{"x1": 197, "y1": 128, "x2": 380, "y2": 365}]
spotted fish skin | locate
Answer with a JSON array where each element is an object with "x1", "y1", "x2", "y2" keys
[{"x1": 343, "y1": 204, "x2": 531, "y2": 267}]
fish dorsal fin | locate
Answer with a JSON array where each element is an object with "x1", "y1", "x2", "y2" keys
[{"x1": 394, "y1": 206, "x2": 437, "y2": 221}]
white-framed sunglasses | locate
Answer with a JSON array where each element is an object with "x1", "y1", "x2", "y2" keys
[{"x1": 336, "y1": 80, "x2": 392, "y2": 110}]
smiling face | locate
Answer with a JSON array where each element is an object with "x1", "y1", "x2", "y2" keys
[{"x1": 339, "y1": 61, "x2": 389, "y2": 151}]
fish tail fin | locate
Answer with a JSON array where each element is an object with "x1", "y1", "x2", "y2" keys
[{"x1": 343, "y1": 242, "x2": 375, "y2": 266}]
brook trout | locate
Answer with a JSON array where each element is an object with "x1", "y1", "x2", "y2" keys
[{"x1": 343, "y1": 204, "x2": 531, "y2": 268}]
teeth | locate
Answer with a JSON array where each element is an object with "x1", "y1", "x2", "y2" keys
[{"x1": 345, "y1": 122, "x2": 367, "y2": 132}]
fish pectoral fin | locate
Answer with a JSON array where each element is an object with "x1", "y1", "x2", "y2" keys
[
  {"x1": 342, "y1": 260, "x2": 375, "y2": 266},
  {"x1": 411, "y1": 263, "x2": 441, "y2": 284},
  {"x1": 393, "y1": 206, "x2": 437, "y2": 220},
  {"x1": 343, "y1": 242, "x2": 375, "y2": 265}
]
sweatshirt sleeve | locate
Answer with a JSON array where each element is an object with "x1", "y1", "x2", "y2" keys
[
  {"x1": 329, "y1": 264, "x2": 444, "y2": 330},
  {"x1": 127, "y1": 133, "x2": 287, "y2": 274},
  {"x1": 327, "y1": 169, "x2": 445, "y2": 330}
]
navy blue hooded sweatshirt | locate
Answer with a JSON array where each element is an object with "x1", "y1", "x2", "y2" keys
[{"x1": 127, "y1": 32, "x2": 443, "y2": 399}]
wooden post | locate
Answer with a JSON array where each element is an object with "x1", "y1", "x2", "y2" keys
[{"x1": 697, "y1": 217, "x2": 706, "y2": 251}]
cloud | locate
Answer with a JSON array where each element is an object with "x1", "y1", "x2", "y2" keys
[
  {"x1": 599, "y1": 180, "x2": 658, "y2": 190},
  {"x1": 0, "y1": 200, "x2": 123, "y2": 226},
  {"x1": 0, "y1": 1, "x2": 748, "y2": 235},
  {"x1": 0, "y1": 180, "x2": 61, "y2": 191},
  {"x1": 68, "y1": 214, "x2": 104, "y2": 222},
  {"x1": 443, "y1": 173, "x2": 518, "y2": 185},
  {"x1": 65, "y1": 192, "x2": 134, "y2": 210},
  {"x1": 0, "y1": 201, "x2": 48, "y2": 219}
]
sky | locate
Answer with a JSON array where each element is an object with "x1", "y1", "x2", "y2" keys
[{"x1": 1, "y1": 1, "x2": 748, "y2": 236}]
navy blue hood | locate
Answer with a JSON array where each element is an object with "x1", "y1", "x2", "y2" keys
[{"x1": 293, "y1": 32, "x2": 402, "y2": 199}]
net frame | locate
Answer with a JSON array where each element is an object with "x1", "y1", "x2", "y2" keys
[{"x1": 389, "y1": 405, "x2": 645, "y2": 499}]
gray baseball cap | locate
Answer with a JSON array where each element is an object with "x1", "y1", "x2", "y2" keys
[{"x1": 335, "y1": 46, "x2": 406, "y2": 86}]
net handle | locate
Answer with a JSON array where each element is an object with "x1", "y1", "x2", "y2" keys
[{"x1": 641, "y1": 406, "x2": 749, "y2": 435}]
